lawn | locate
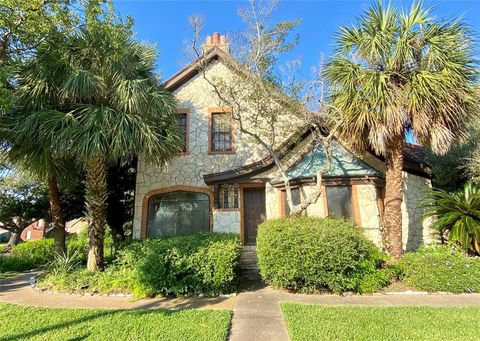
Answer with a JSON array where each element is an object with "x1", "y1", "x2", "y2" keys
[
  {"x1": 281, "y1": 302, "x2": 480, "y2": 341},
  {"x1": 0, "y1": 303, "x2": 231, "y2": 341}
]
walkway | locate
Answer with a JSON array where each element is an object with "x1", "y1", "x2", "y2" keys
[
  {"x1": 228, "y1": 279, "x2": 480, "y2": 341},
  {"x1": 0, "y1": 272, "x2": 235, "y2": 311},
  {"x1": 3, "y1": 273, "x2": 480, "y2": 341}
]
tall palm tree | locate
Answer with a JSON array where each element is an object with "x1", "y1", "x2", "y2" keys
[
  {"x1": 324, "y1": 1, "x2": 478, "y2": 258},
  {"x1": 11, "y1": 8, "x2": 179, "y2": 271}
]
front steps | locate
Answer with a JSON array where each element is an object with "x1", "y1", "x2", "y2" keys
[{"x1": 240, "y1": 245, "x2": 259, "y2": 279}]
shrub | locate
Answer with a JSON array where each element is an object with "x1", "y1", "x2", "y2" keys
[
  {"x1": 399, "y1": 245, "x2": 480, "y2": 293},
  {"x1": 38, "y1": 233, "x2": 242, "y2": 297},
  {"x1": 257, "y1": 216, "x2": 390, "y2": 293}
]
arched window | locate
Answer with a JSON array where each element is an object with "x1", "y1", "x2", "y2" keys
[{"x1": 147, "y1": 191, "x2": 210, "y2": 237}]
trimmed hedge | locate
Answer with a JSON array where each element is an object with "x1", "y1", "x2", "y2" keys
[
  {"x1": 38, "y1": 233, "x2": 242, "y2": 297},
  {"x1": 257, "y1": 217, "x2": 392, "y2": 293},
  {"x1": 0, "y1": 233, "x2": 108, "y2": 273},
  {"x1": 399, "y1": 245, "x2": 480, "y2": 293}
]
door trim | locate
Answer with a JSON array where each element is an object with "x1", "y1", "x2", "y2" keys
[{"x1": 240, "y1": 183, "x2": 265, "y2": 245}]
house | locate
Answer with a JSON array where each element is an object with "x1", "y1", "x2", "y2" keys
[
  {"x1": 132, "y1": 33, "x2": 436, "y2": 251},
  {"x1": 20, "y1": 219, "x2": 46, "y2": 241}
]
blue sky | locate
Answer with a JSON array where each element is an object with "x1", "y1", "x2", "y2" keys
[{"x1": 114, "y1": 0, "x2": 480, "y2": 80}]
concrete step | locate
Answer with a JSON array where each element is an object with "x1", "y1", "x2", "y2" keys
[
  {"x1": 240, "y1": 253, "x2": 257, "y2": 260},
  {"x1": 240, "y1": 245, "x2": 259, "y2": 277},
  {"x1": 242, "y1": 245, "x2": 256, "y2": 252}
]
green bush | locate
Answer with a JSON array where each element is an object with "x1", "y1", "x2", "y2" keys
[
  {"x1": 38, "y1": 233, "x2": 242, "y2": 297},
  {"x1": 399, "y1": 245, "x2": 480, "y2": 293},
  {"x1": 257, "y1": 217, "x2": 391, "y2": 293},
  {"x1": 0, "y1": 229, "x2": 115, "y2": 273}
]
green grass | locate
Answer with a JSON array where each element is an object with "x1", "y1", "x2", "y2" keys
[
  {"x1": 0, "y1": 303, "x2": 231, "y2": 341},
  {"x1": 281, "y1": 302, "x2": 480, "y2": 341}
]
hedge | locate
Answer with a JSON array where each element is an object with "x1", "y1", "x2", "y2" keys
[
  {"x1": 38, "y1": 233, "x2": 242, "y2": 297},
  {"x1": 399, "y1": 245, "x2": 480, "y2": 293},
  {"x1": 0, "y1": 233, "x2": 111, "y2": 273},
  {"x1": 257, "y1": 216, "x2": 392, "y2": 293}
]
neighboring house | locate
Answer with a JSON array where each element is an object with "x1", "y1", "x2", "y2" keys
[
  {"x1": 133, "y1": 33, "x2": 435, "y2": 250},
  {"x1": 66, "y1": 218, "x2": 88, "y2": 235},
  {"x1": 20, "y1": 219, "x2": 46, "y2": 241}
]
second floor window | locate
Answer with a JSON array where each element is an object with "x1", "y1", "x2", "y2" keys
[
  {"x1": 177, "y1": 113, "x2": 187, "y2": 153},
  {"x1": 210, "y1": 112, "x2": 233, "y2": 152}
]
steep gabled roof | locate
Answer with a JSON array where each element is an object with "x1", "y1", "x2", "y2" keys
[
  {"x1": 163, "y1": 47, "x2": 232, "y2": 92},
  {"x1": 161, "y1": 47, "x2": 431, "y2": 184},
  {"x1": 203, "y1": 127, "x2": 431, "y2": 185}
]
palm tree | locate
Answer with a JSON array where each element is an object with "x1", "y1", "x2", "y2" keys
[
  {"x1": 11, "y1": 7, "x2": 179, "y2": 271},
  {"x1": 423, "y1": 182, "x2": 480, "y2": 255},
  {"x1": 324, "y1": 1, "x2": 478, "y2": 258}
]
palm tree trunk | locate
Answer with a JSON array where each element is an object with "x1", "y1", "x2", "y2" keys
[
  {"x1": 86, "y1": 155, "x2": 108, "y2": 272},
  {"x1": 383, "y1": 134, "x2": 404, "y2": 259},
  {"x1": 48, "y1": 174, "x2": 66, "y2": 256}
]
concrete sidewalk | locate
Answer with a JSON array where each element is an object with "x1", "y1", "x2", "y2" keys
[
  {"x1": 3, "y1": 273, "x2": 480, "y2": 341},
  {"x1": 0, "y1": 272, "x2": 235, "y2": 311},
  {"x1": 228, "y1": 279, "x2": 480, "y2": 341}
]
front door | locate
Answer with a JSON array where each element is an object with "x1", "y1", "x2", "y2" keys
[{"x1": 243, "y1": 188, "x2": 266, "y2": 245}]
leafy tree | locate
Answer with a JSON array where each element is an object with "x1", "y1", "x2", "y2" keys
[
  {"x1": 423, "y1": 182, "x2": 480, "y2": 255},
  {"x1": 0, "y1": 0, "x2": 75, "y2": 113},
  {"x1": 0, "y1": 169, "x2": 49, "y2": 250},
  {"x1": 188, "y1": 0, "x2": 339, "y2": 215},
  {"x1": 324, "y1": 1, "x2": 478, "y2": 258},
  {"x1": 11, "y1": 1, "x2": 179, "y2": 271}
]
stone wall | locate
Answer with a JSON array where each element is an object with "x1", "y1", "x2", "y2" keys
[
  {"x1": 355, "y1": 184, "x2": 383, "y2": 246},
  {"x1": 133, "y1": 61, "x2": 268, "y2": 238},
  {"x1": 212, "y1": 209, "x2": 241, "y2": 233},
  {"x1": 401, "y1": 172, "x2": 437, "y2": 250}
]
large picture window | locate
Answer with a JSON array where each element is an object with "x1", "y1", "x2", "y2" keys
[
  {"x1": 147, "y1": 191, "x2": 210, "y2": 237},
  {"x1": 326, "y1": 186, "x2": 353, "y2": 219},
  {"x1": 210, "y1": 112, "x2": 233, "y2": 152}
]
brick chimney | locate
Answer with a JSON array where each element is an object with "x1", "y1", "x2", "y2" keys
[{"x1": 202, "y1": 32, "x2": 229, "y2": 54}]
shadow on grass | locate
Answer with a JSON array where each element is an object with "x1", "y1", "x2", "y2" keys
[
  {"x1": 0, "y1": 307, "x2": 182, "y2": 341},
  {"x1": 0, "y1": 310, "x2": 109, "y2": 341}
]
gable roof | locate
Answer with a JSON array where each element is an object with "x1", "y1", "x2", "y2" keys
[
  {"x1": 162, "y1": 47, "x2": 431, "y2": 184},
  {"x1": 286, "y1": 141, "x2": 381, "y2": 180},
  {"x1": 203, "y1": 127, "x2": 431, "y2": 185},
  {"x1": 163, "y1": 47, "x2": 232, "y2": 92}
]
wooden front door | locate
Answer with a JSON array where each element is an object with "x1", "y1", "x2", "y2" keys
[{"x1": 243, "y1": 188, "x2": 266, "y2": 245}]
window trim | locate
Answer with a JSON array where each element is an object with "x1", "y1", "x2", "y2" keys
[
  {"x1": 140, "y1": 185, "x2": 213, "y2": 238},
  {"x1": 323, "y1": 184, "x2": 361, "y2": 223},
  {"x1": 176, "y1": 108, "x2": 189, "y2": 156},
  {"x1": 208, "y1": 108, "x2": 235, "y2": 154}
]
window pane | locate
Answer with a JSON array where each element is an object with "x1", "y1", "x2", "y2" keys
[
  {"x1": 177, "y1": 113, "x2": 187, "y2": 153},
  {"x1": 147, "y1": 191, "x2": 210, "y2": 237},
  {"x1": 283, "y1": 188, "x2": 301, "y2": 216},
  {"x1": 326, "y1": 186, "x2": 352, "y2": 219},
  {"x1": 211, "y1": 113, "x2": 232, "y2": 152}
]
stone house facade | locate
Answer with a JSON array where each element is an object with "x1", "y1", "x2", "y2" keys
[{"x1": 133, "y1": 33, "x2": 436, "y2": 250}]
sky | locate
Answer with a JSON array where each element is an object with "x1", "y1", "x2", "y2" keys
[{"x1": 113, "y1": 0, "x2": 480, "y2": 80}]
